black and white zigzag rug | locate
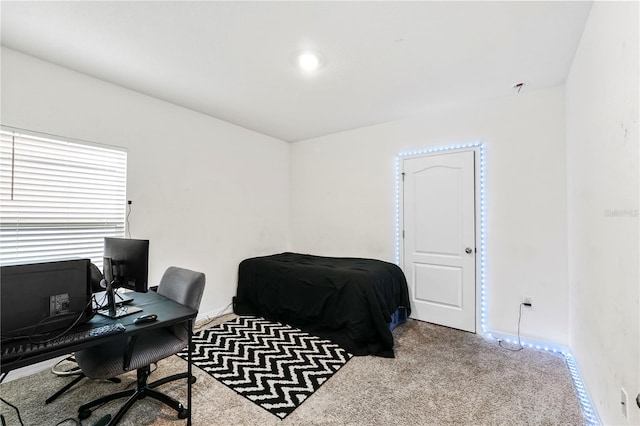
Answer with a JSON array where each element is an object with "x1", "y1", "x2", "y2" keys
[{"x1": 177, "y1": 316, "x2": 352, "y2": 419}]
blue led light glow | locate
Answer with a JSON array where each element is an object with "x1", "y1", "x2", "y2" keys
[
  {"x1": 396, "y1": 142, "x2": 487, "y2": 332},
  {"x1": 395, "y1": 143, "x2": 598, "y2": 425},
  {"x1": 394, "y1": 156, "x2": 402, "y2": 266},
  {"x1": 564, "y1": 353, "x2": 599, "y2": 425}
]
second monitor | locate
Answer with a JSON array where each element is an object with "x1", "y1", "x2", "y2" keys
[
  {"x1": 103, "y1": 237, "x2": 149, "y2": 293},
  {"x1": 98, "y1": 238, "x2": 149, "y2": 318}
]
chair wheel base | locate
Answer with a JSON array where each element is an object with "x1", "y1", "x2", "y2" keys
[
  {"x1": 78, "y1": 409, "x2": 92, "y2": 420},
  {"x1": 178, "y1": 408, "x2": 189, "y2": 419}
]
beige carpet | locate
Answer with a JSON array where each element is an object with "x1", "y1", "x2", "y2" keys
[{"x1": 0, "y1": 316, "x2": 585, "y2": 425}]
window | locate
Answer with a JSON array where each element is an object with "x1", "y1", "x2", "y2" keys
[{"x1": 0, "y1": 127, "x2": 127, "y2": 267}]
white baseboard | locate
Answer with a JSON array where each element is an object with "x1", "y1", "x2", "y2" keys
[
  {"x1": 485, "y1": 329, "x2": 570, "y2": 354},
  {"x1": 195, "y1": 304, "x2": 234, "y2": 327},
  {"x1": 484, "y1": 328, "x2": 599, "y2": 425}
]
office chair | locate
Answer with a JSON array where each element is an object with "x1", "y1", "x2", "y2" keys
[
  {"x1": 46, "y1": 263, "x2": 122, "y2": 404},
  {"x1": 75, "y1": 266, "x2": 205, "y2": 424}
]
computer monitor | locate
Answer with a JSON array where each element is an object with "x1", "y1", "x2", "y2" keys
[
  {"x1": 0, "y1": 259, "x2": 93, "y2": 339},
  {"x1": 103, "y1": 238, "x2": 149, "y2": 293}
]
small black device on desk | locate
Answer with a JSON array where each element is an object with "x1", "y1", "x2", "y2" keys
[{"x1": 134, "y1": 314, "x2": 157, "y2": 325}]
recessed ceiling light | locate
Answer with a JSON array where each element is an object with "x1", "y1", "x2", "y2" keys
[{"x1": 298, "y1": 52, "x2": 320, "y2": 72}]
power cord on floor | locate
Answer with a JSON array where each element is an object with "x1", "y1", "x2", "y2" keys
[
  {"x1": 0, "y1": 396, "x2": 24, "y2": 426},
  {"x1": 51, "y1": 355, "x2": 82, "y2": 376},
  {"x1": 497, "y1": 302, "x2": 527, "y2": 352}
]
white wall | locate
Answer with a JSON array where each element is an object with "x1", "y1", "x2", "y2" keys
[
  {"x1": 566, "y1": 2, "x2": 639, "y2": 425},
  {"x1": 0, "y1": 47, "x2": 291, "y2": 319},
  {"x1": 291, "y1": 88, "x2": 570, "y2": 345}
]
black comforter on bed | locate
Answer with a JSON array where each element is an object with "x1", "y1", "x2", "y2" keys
[{"x1": 233, "y1": 252, "x2": 411, "y2": 357}]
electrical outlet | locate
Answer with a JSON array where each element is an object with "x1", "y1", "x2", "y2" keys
[
  {"x1": 621, "y1": 388, "x2": 628, "y2": 419},
  {"x1": 522, "y1": 296, "x2": 533, "y2": 307}
]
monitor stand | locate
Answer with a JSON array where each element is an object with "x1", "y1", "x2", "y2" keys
[
  {"x1": 93, "y1": 289, "x2": 134, "y2": 310},
  {"x1": 97, "y1": 305, "x2": 142, "y2": 319},
  {"x1": 97, "y1": 280, "x2": 142, "y2": 319}
]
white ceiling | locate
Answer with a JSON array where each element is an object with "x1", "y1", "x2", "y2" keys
[{"x1": 1, "y1": 1, "x2": 593, "y2": 142}]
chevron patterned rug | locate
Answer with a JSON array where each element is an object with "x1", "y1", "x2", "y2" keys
[{"x1": 177, "y1": 316, "x2": 353, "y2": 419}]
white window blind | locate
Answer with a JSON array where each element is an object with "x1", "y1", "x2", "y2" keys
[{"x1": 0, "y1": 128, "x2": 127, "y2": 267}]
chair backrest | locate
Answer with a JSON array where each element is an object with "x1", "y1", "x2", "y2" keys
[
  {"x1": 89, "y1": 262, "x2": 105, "y2": 293},
  {"x1": 157, "y1": 266, "x2": 205, "y2": 312}
]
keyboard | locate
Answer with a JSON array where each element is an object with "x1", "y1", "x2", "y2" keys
[{"x1": 1, "y1": 322, "x2": 126, "y2": 363}]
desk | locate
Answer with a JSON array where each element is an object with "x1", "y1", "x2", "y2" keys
[{"x1": 1, "y1": 291, "x2": 197, "y2": 425}]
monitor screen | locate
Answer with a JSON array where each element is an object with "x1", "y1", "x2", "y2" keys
[
  {"x1": 0, "y1": 259, "x2": 93, "y2": 339},
  {"x1": 103, "y1": 238, "x2": 149, "y2": 293}
]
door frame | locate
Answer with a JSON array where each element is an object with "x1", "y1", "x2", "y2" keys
[{"x1": 396, "y1": 143, "x2": 486, "y2": 334}]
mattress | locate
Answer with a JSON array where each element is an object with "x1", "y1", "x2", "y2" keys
[{"x1": 233, "y1": 252, "x2": 411, "y2": 357}]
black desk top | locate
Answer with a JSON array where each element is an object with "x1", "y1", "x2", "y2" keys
[{"x1": 1, "y1": 290, "x2": 197, "y2": 373}]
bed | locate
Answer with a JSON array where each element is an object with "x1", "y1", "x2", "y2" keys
[{"x1": 232, "y1": 252, "x2": 411, "y2": 357}]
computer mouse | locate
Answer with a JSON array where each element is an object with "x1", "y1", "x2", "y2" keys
[{"x1": 134, "y1": 313, "x2": 158, "y2": 324}]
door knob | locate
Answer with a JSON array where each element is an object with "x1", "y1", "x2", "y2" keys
[{"x1": 465, "y1": 247, "x2": 473, "y2": 254}]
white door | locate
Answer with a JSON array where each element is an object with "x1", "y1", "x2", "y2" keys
[{"x1": 402, "y1": 150, "x2": 476, "y2": 332}]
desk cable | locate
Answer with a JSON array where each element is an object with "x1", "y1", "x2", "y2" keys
[
  {"x1": 0, "y1": 394, "x2": 24, "y2": 426},
  {"x1": 497, "y1": 302, "x2": 527, "y2": 352}
]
